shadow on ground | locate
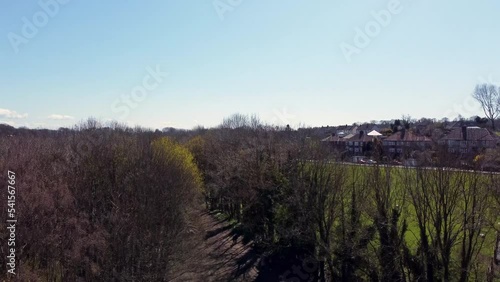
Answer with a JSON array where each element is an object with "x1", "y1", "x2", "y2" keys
[
  {"x1": 176, "y1": 210, "x2": 319, "y2": 282},
  {"x1": 222, "y1": 226, "x2": 318, "y2": 281},
  {"x1": 253, "y1": 247, "x2": 320, "y2": 282}
]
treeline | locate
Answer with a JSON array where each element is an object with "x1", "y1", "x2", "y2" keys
[
  {"x1": 187, "y1": 114, "x2": 500, "y2": 281},
  {"x1": 0, "y1": 120, "x2": 203, "y2": 281},
  {"x1": 2, "y1": 114, "x2": 500, "y2": 281}
]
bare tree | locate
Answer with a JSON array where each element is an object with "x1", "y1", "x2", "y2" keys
[
  {"x1": 472, "y1": 84, "x2": 500, "y2": 130},
  {"x1": 220, "y1": 113, "x2": 250, "y2": 129},
  {"x1": 366, "y1": 165, "x2": 407, "y2": 282}
]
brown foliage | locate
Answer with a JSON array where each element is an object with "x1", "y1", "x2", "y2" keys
[{"x1": 0, "y1": 122, "x2": 202, "y2": 281}]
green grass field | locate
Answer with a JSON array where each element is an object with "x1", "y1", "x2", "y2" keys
[{"x1": 314, "y1": 162, "x2": 500, "y2": 280}]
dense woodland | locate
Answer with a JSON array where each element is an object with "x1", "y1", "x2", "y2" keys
[{"x1": 1, "y1": 115, "x2": 500, "y2": 281}]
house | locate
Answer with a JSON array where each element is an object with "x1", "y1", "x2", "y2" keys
[
  {"x1": 357, "y1": 123, "x2": 379, "y2": 133},
  {"x1": 322, "y1": 134, "x2": 345, "y2": 149},
  {"x1": 346, "y1": 131, "x2": 375, "y2": 154},
  {"x1": 321, "y1": 134, "x2": 350, "y2": 153},
  {"x1": 440, "y1": 126, "x2": 498, "y2": 154},
  {"x1": 412, "y1": 119, "x2": 435, "y2": 135},
  {"x1": 445, "y1": 120, "x2": 477, "y2": 130},
  {"x1": 335, "y1": 125, "x2": 358, "y2": 137},
  {"x1": 322, "y1": 129, "x2": 382, "y2": 156},
  {"x1": 383, "y1": 129, "x2": 432, "y2": 156}
]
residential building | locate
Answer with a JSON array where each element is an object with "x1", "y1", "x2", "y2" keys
[
  {"x1": 322, "y1": 134, "x2": 345, "y2": 151},
  {"x1": 440, "y1": 126, "x2": 498, "y2": 154},
  {"x1": 383, "y1": 129, "x2": 432, "y2": 156},
  {"x1": 346, "y1": 131, "x2": 375, "y2": 154},
  {"x1": 357, "y1": 123, "x2": 379, "y2": 133},
  {"x1": 335, "y1": 125, "x2": 358, "y2": 137}
]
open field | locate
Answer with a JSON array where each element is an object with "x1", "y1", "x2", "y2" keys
[{"x1": 313, "y1": 162, "x2": 500, "y2": 280}]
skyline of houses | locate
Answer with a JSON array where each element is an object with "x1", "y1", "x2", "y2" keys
[
  {"x1": 439, "y1": 126, "x2": 497, "y2": 154},
  {"x1": 321, "y1": 122, "x2": 500, "y2": 161}
]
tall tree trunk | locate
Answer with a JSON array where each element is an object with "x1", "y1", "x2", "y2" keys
[{"x1": 318, "y1": 260, "x2": 325, "y2": 282}]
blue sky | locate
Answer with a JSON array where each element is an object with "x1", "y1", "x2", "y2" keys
[{"x1": 1, "y1": 0, "x2": 499, "y2": 129}]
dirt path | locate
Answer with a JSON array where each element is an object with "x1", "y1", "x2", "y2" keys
[{"x1": 168, "y1": 209, "x2": 259, "y2": 282}]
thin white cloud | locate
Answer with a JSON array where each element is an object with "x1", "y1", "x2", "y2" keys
[
  {"x1": 161, "y1": 121, "x2": 176, "y2": 127},
  {"x1": 0, "y1": 120, "x2": 16, "y2": 126},
  {"x1": 24, "y1": 122, "x2": 46, "y2": 129},
  {"x1": 0, "y1": 108, "x2": 28, "y2": 119},
  {"x1": 48, "y1": 114, "x2": 74, "y2": 120}
]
